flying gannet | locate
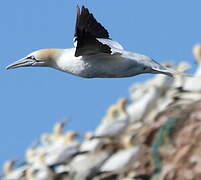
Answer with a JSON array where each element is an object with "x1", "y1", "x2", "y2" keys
[{"x1": 6, "y1": 6, "x2": 185, "y2": 78}]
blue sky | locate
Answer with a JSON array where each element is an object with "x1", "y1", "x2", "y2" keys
[{"x1": 1, "y1": 0, "x2": 201, "y2": 169}]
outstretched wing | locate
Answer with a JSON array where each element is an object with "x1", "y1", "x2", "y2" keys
[{"x1": 74, "y1": 6, "x2": 123, "y2": 57}]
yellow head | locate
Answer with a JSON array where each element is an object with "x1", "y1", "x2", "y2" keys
[
  {"x1": 63, "y1": 130, "x2": 79, "y2": 144},
  {"x1": 107, "y1": 105, "x2": 118, "y2": 120},
  {"x1": 176, "y1": 62, "x2": 190, "y2": 72},
  {"x1": 193, "y1": 44, "x2": 201, "y2": 63},
  {"x1": 116, "y1": 97, "x2": 128, "y2": 113},
  {"x1": 53, "y1": 121, "x2": 65, "y2": 136},
  {"x1": 3, "y1": 160, "x2": 15, "y2": 176}
]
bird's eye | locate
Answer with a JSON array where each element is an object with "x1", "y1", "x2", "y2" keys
[{"x1": 28, "y1": 55, "x2": 36, "y2": 60}]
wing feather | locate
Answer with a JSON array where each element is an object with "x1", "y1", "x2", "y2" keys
[{"x1": 74, "y1": 6, "x2": 112, "y2": 57}]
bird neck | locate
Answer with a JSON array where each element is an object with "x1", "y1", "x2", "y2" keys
[
  {"x1": 4, "y1": 161, "x2": 13, "y2": 176},
  {"x1": 52, "y1": 48, "x2": 85, "y2": 75}
]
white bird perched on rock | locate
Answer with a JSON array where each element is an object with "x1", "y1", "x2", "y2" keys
[
  {"x1": 40, "y1": 121, "x2": 67, "y2": 147},
  {"x1": 44, "y1": 130, "x2": 82, "y2": 166},
  {"x1": 79, "y1": 132, "x2": 102, "y2": 152},
  {"x1": 69, "y1": 142, "x2": 113, "y2": 180},
  {"x1": 6, "y1": 6, "x2": 187, "y2": 78},
  {"x1": 129, "y1": 83, "x2": 147, "y2": 101},
  {"x1": 41, "y1": 121, "x2": 70, "y2": 150},
  {"x1": 127, "y1": 85, "x2": 161, "y2": 123},
  {"x1": 98, "y1": 135, "x2": 141, "y2": 175},
  {"x1": 25, "y1": 121, "x2": 68, "y2": 165},
  {"x1": 3, "y1": 159, "x2": 28, "y2": 180},
  {"x1": 173, "y1": 62, "x2": 191, "y2": 89},
  {"x1": 183, "y1": 44, "x2": 201, "y2": 91},
  {"x1": 93, "y1": 98, "x2": 129, "y2": 139},
  {"x1": 52, "y1": 121, "x2": 66, "y2": 137},
  {"x1": 149, "y1": 67, "x2": 174, "y2": 93},
  {"x1": 26, "y1": 152, "x2": 55, "y2": 180}
]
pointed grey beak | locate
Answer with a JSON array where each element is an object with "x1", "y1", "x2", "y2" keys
[{"x1": 6, "y1": 58, "x2": 35, "y2": 70}]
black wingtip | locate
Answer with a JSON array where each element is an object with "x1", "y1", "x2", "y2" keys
[
  {"x1": 74, "y1": 5, "x2": 109, "y2": 39},
  {"x1": 76, "y1": 5, "x2": 81, "y2": 17},
  {"x1": 76, "y1": 5, "x2": 90, "y2": 17},
  {"x1": 76, "y1": 5, "x2": 87, "y2": 13},
  {"x1": 74, "y1": 5, "x2": 111, "y2": 57},
  {"x1": 76, "y1": 5, "x2": 80, "y2": 12},
  {"x1": 80, "y1": 6, "x2": 91, "y2": 18},
  {"x1": 81, "y1": 6, "x2": 87, "y2": 11}
]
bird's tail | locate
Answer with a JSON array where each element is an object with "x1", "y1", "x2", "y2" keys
[{"x1": 152, "y1": 66, "x2": 194, "y2": 78}]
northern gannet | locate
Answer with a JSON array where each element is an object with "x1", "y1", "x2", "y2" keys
[
  {"x1": 173, "y1": 62, "x2": 190, "y2": 89},
  {"x1": 40, "y1": 120, "x2": 68, "y2": 148},
  {"x1": 98, "y1": 135, "x2": 141, "y2": 178},
  {"x1": 44, "y1": 131, "x2": 81, "y2": 165},
  {"x1": 26, "y1": 152, "x2": 55, "y2": 180},
  {"x1": 127, "y1": 85, "x2": 161, "y2": 123},
  {"x1": 6, "y1": 6, "x2": 183, "y2": 78},
  {"x1": 69, "y1": 142, "x2": 113, "y2": 180},
  {"x1": 93, "y1": 98, "x2": 129, "y2": 139},
  {"x1": 183, "y1": 44, "x2": 201, "y2": 91},
  {"x1": 3, "y1": 160, "x2": 28, "y2": 180},
  {"x1": 79, "y1": 132, "x2": 102, "y2": 152}
]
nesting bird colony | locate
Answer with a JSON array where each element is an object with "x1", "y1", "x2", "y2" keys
[{"x1": 2, "y1": 45, "x2": 201, "y2": 180}]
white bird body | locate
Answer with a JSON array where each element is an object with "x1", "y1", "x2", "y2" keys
[
  {"x1": 27, "y1": 154, "x2": 54, "y2": 180},
  {"x1": 127, "y1": 86, "x2": 161, "y2": 123},
  {"x1": 69, "y1": 136, "x2": 114, "y2": 180},
  {"x1": 175, "y1": 91, "x2": 201, "y2": 102},
  {"x1": 172, "y1": 62, "x2": 190, "y2": 89},
  {"x1": 183, "y1": 45, "x2": 201, "y2": 91},
  {"x1": 129, "y1": 83, "x2": 147, "y2": 101},
  {"x1": 45, "y1": 142, "x2": 80, "y2": 165},
  {"x1": 3, "y1": 164, "x2": 28, "y2": 180},
  {"x1": 183, "y1": 66, "x2": 201, "y2": 92},
  {"x1": 151, "y1": 74, "x2": 173, "y2": 92},
  {"x1": 69, "y1": 149, "x2": 111, "y2": 180},
  {"x1": 93, "y1": 98, "x2": 129, "y2": 138},
  {"x1": 129, "y1": 73, "x2": 173, "y2": 102},
  {"x1": 95, "y1": 121, "x2": 128, "y2": 138},
  {"x1": 52, "y1": 47, "x2": 170, "y2": 78},
  {"x1": 100, "y1": 146, "x2": 140, "y2": 172},
  {"x1": 44, "y1": 131, "x2": 80, "y2": 165},
  {"x1": 80, "y1": 138, "x2": 101, "y2": 152},
  {"x1": 6, "y1": 6, "x2": 184, "y2": 78},
  {"x1": 26, "y1": 162, "x2": 54, "y2": 180},
  {"x1": 28, "y1": 167, "x2": 54, "y2": 180},
  {"x1": 94, "y1": 114, "x2": 129, "y2": 138}
]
